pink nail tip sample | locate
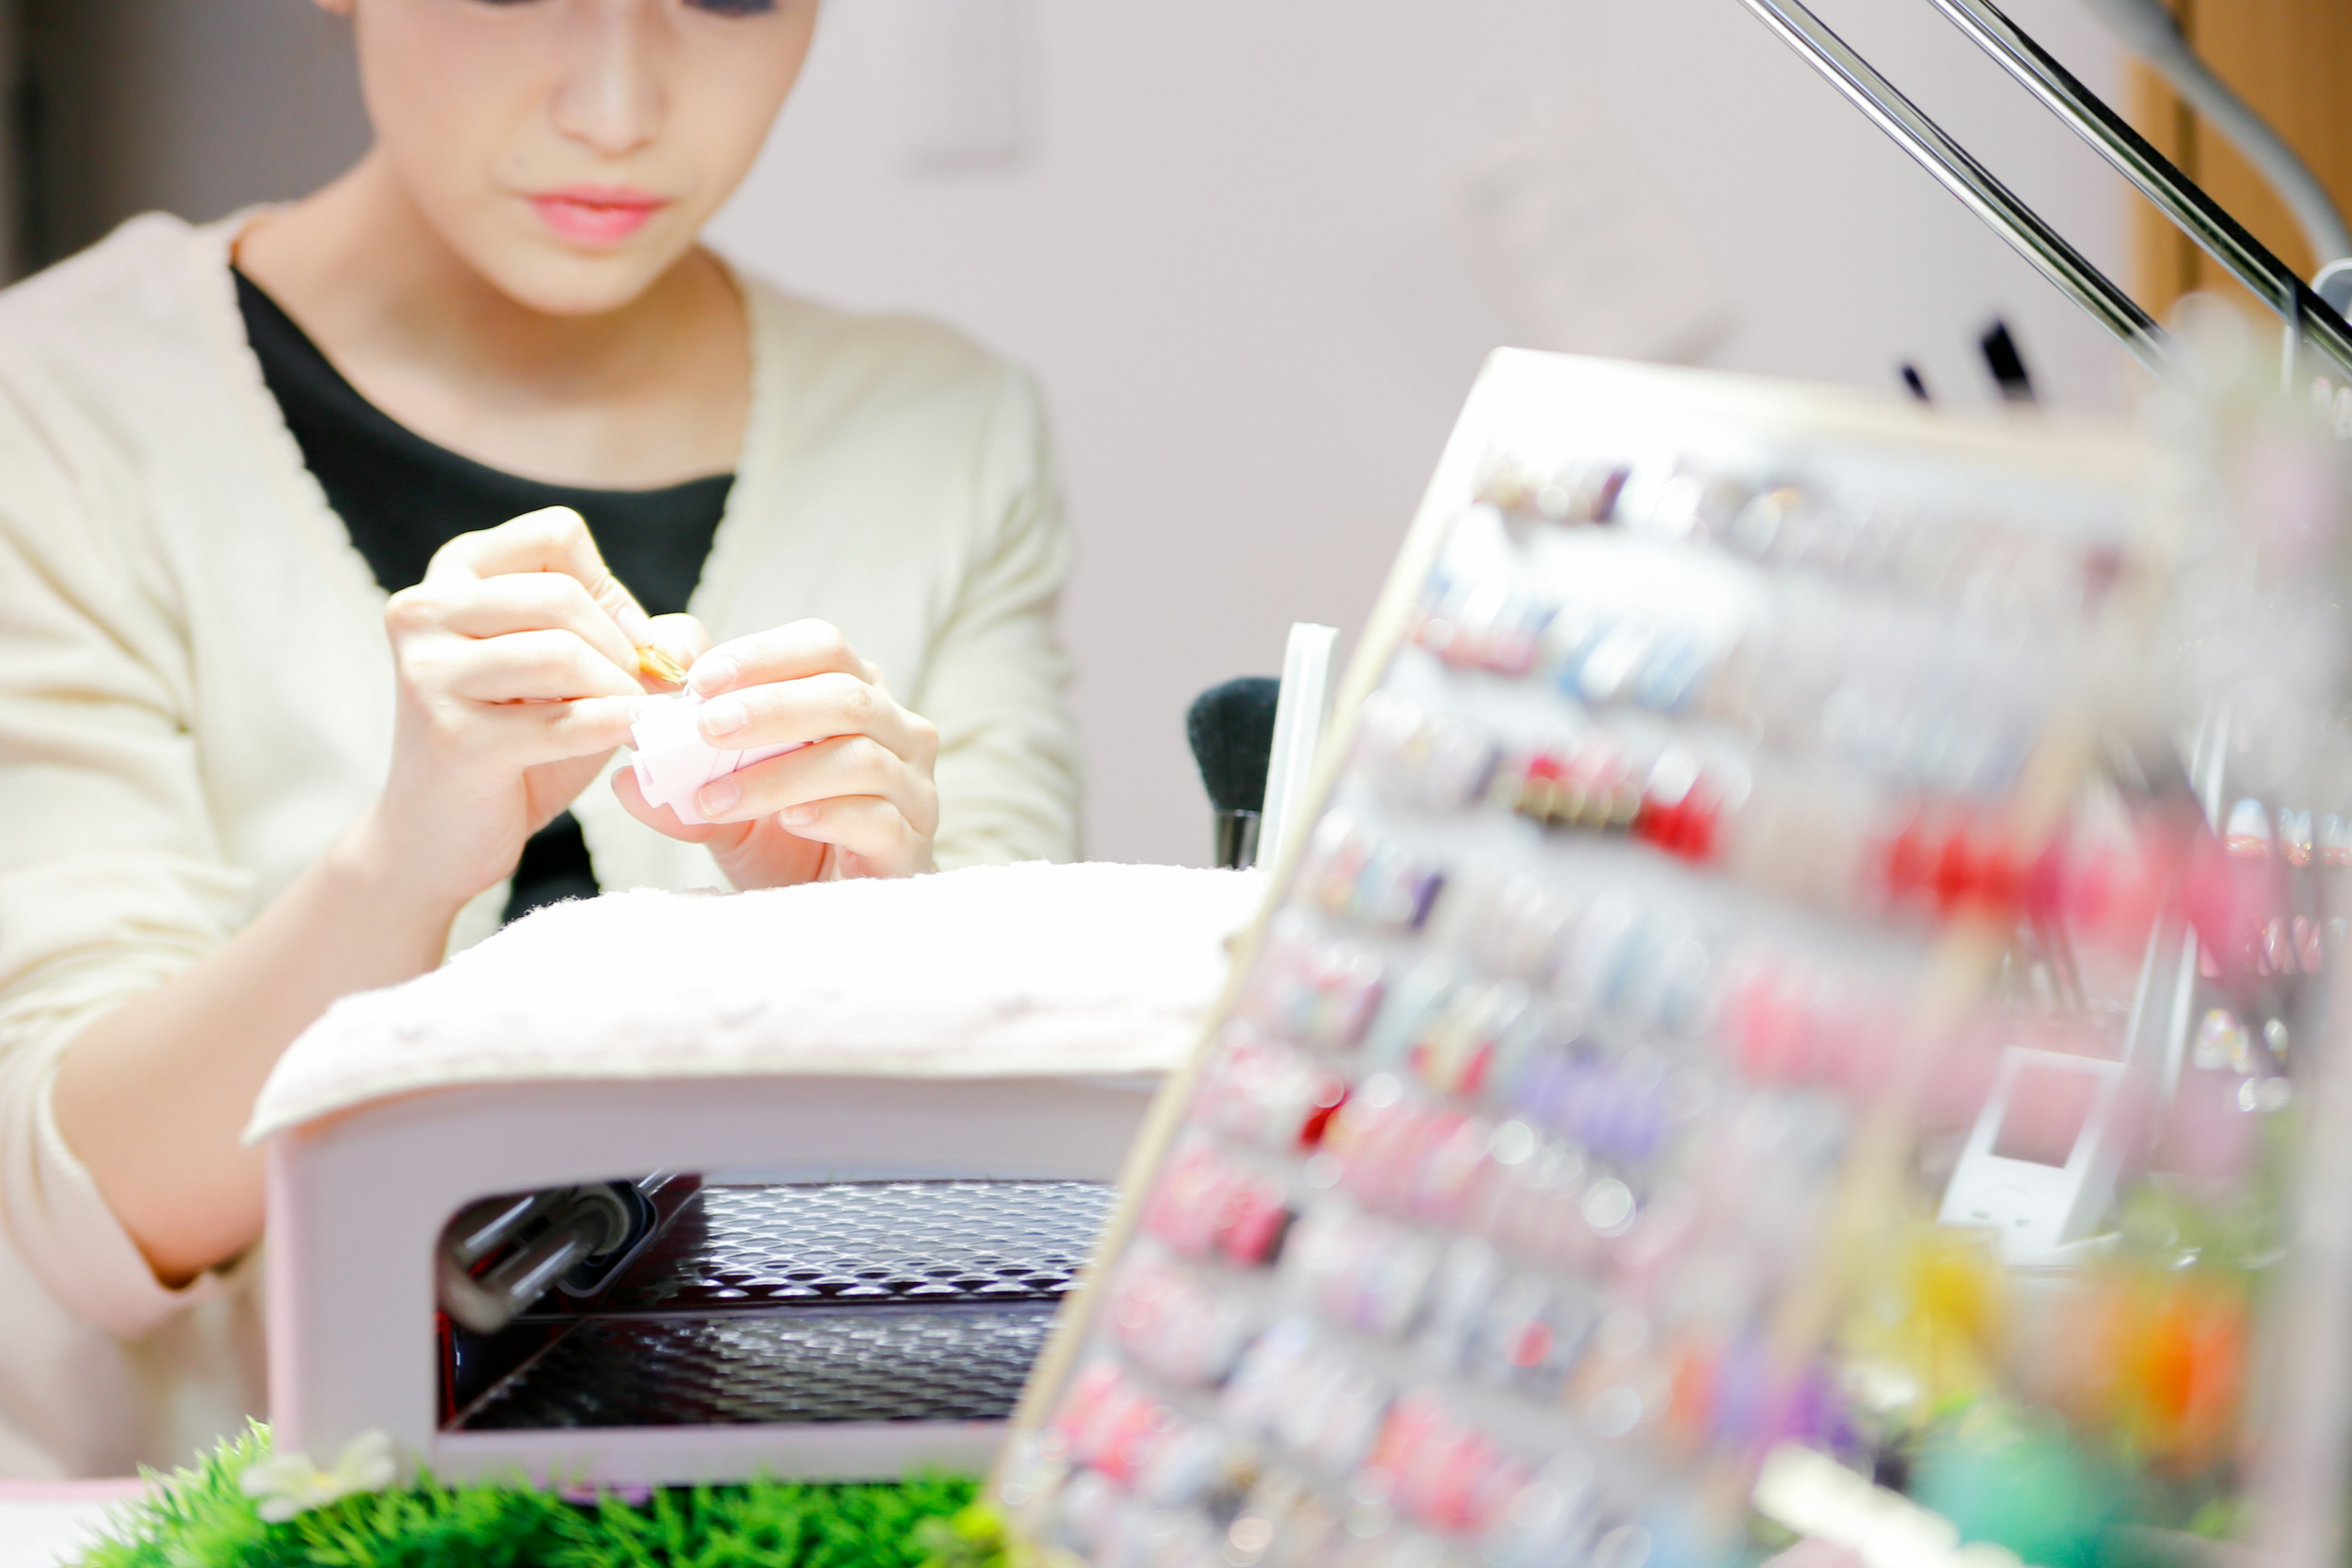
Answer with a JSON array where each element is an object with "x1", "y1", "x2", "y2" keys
[{"x1": 628, "y1": 694, "x2": 801, "y2": 826}]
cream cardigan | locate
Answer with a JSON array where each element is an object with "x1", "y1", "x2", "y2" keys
[{"x1": 0, "y1": 213, "x2": 1080, "y2": 1477}]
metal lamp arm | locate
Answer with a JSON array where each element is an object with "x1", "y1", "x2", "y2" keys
[
  {"x1": 1925, "y1": 0, "x2": 2352, "y2": 379},
  {"x1": 1735, "y1": 0, "x2": 2168, "y2": 372}
]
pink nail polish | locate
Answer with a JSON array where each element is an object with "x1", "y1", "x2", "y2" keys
[
  {"x1": 703, "y1": 698, "x2": 748, "y2": 737},
  {"x1": 691, "y1": 655, "x2": 739, "y2": 695},
  {"x1": 699, "y1": 778, "x2": 741, "y2": 816}
]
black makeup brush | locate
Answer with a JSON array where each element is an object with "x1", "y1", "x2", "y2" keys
[
  {"x1": 1980, "y1": 318, "x2": 2038, "y2": 403},
  {"x1": 1187, "y1": 677, "x2": 1280, "y2": 869}
]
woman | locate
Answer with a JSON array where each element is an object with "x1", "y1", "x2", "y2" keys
[{"x1": 0, "y1": 0, "x2": 1079, "y2": 1476}]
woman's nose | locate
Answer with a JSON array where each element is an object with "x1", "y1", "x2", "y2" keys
[{"x1": 551, "y1": 0, "x2": 667, "y2": 159}]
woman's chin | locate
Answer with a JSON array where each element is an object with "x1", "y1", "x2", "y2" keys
[{"x1": 458, "y1": 230, "x2": 699, "y2": 319}]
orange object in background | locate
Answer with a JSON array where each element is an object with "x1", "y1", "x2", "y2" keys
[
  {"x1": 2132, "y1": 0, "x2": 2352, "y2": 315},
  {"x1": 2044, "y1": 1268, "x2": 2248, "y2": 1472}
]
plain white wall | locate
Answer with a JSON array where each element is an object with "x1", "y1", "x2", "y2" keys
[{"x1": 705, "y1": 0, "x2": 2137, "y2": 867}]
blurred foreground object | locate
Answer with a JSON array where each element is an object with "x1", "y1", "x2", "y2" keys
[
  {"x1": 999, "y1": 339, "x2": 2352, "y2": 1568},
  {"x1": 1259, "y1": 625, "x2": 1339, "y2": 876}
]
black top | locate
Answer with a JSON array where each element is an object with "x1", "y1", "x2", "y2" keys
[{"x1": 233, "y1": 267, "x2": 734, "y2": 923}]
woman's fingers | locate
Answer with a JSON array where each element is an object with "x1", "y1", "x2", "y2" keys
[
  {"x1": 645, "y1": 612, "x2": 711, "y2": 665},
  {"x1": 421, "y1": 505, "x2": 655, "y2": 650},
  {"x1": 445, "y1": 693, "x2": 639, "y2": 758},
  {"x1": 533, "y1": 695, "x2": 641, "y2": 753},
  {"x1": 617, "y1": 617, "x2": 942, "y2": 886},
  {"x1": 693, "y1": 734, "x2": 938, "y2": 835},
  {"x1": 611, "y1": 761, "x2": 733, "y2": 843},
  {"x1": 394, "y1": 695, "x2": 633, "y2": 785},
  {"x1": 437, "y1": 628, "x2": 648, "y2": 703},
  {"x1": 687, "y1": 620, "x2": 878, "y2": 699},
  {"x1": 757, "y1": 794, "x2": 930, "y2": 873},
  {"x1": 678, "y1": 619, "x2": 937, "y2": 771},
  {"x1": 365, "y1": 508, "x2": 681, "y2": 913},
  {"x1": 396, "y1": 519, "x2": 715, "y2": 707},
  {"x1": 693, "y1": 669, "x2": 939, "y2": 764},
  {"x1": 428, "y1": 571, "x2": 642, "y2": 675}
]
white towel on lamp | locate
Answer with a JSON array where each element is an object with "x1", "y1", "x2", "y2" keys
[{"x1": 247, "y1": 862, "x2": 1265, "y2": 1144}]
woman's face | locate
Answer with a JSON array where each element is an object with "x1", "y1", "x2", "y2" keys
[{"x1": 328, "y1": 0, "x2": 818, "y2": 315}]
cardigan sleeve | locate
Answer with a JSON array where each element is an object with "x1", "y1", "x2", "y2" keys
[
  {"x1": 920, "y1": 367, "x2": 1083, "y2": 869},
  {"x1": 0, "y1": 376, "x2": 249, "y2": 1336}
]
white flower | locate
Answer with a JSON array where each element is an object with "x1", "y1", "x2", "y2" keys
[{"x1": 239, "y1": 1429, "x2": 399, "y2": 1523}]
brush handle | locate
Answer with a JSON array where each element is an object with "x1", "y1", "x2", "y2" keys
[{"x1": 1213, "y1": 810, "x2": 1261, "y2": 871}]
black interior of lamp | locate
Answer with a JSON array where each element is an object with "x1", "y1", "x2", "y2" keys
[{"x1": 435, "y1": 1178, "x2": 1113, "y2": 1430}]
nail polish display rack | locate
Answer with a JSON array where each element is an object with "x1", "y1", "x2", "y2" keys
[{"x1": 998, "y1": 351, "x2": 2352, "y2": 1568}]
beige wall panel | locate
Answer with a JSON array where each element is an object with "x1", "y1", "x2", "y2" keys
[{"x1": 2130, "y1": 0, "x2": 2352, "y2": 320}]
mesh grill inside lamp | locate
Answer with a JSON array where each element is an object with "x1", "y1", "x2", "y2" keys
[{"x1": 445, "y1": 1181, "x2": 1114, "y2": 1431}]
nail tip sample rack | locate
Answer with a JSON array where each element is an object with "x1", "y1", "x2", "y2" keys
[{"x1": 1000, "y1": 350, "x2": 2352, "y2": 1568}]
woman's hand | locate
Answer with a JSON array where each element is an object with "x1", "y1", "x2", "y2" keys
[
  {"x1": 57, "y1": 506, "x2": 712, "y2": 1282},
  {"x1": 614, "y1": 620, "x2": 939, "y2": 886},
  {"x1": 368, "y1": 505, "x2": 704, "y2": 914}
]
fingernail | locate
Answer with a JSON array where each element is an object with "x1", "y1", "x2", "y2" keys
[
  {"x1": 698, "y1": 778, "x2": 741, "y2": 816},
  {"x1": 629, "y1": 697, "x2": 660, "y2": 723},
  {"x1": 783, "y1": 804, "x2": 819, "y2": 827},
  {"x1": 690, "y1": 655, "x2": 739, "y2": 695},
  {"x1": 702, "y1": 698, "x2": 748, "y2": 737}
]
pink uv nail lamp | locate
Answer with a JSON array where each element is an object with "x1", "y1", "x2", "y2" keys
[{"x1": 252, "y1": 863, "x2": 1259, "y2": 1489}]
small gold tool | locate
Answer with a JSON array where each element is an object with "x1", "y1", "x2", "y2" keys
[{"x1": 635, "y1": 645, "x2": 690, "y2": 688}]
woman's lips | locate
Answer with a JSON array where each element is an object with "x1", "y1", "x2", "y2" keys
[{"x1": 529, "y1": 188, "x2": 668, "y2": 245}]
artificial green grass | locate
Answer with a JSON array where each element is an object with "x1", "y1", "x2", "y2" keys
[{"x1": 78, "y1": 1423, "x2": 998, "y2": 1568}]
